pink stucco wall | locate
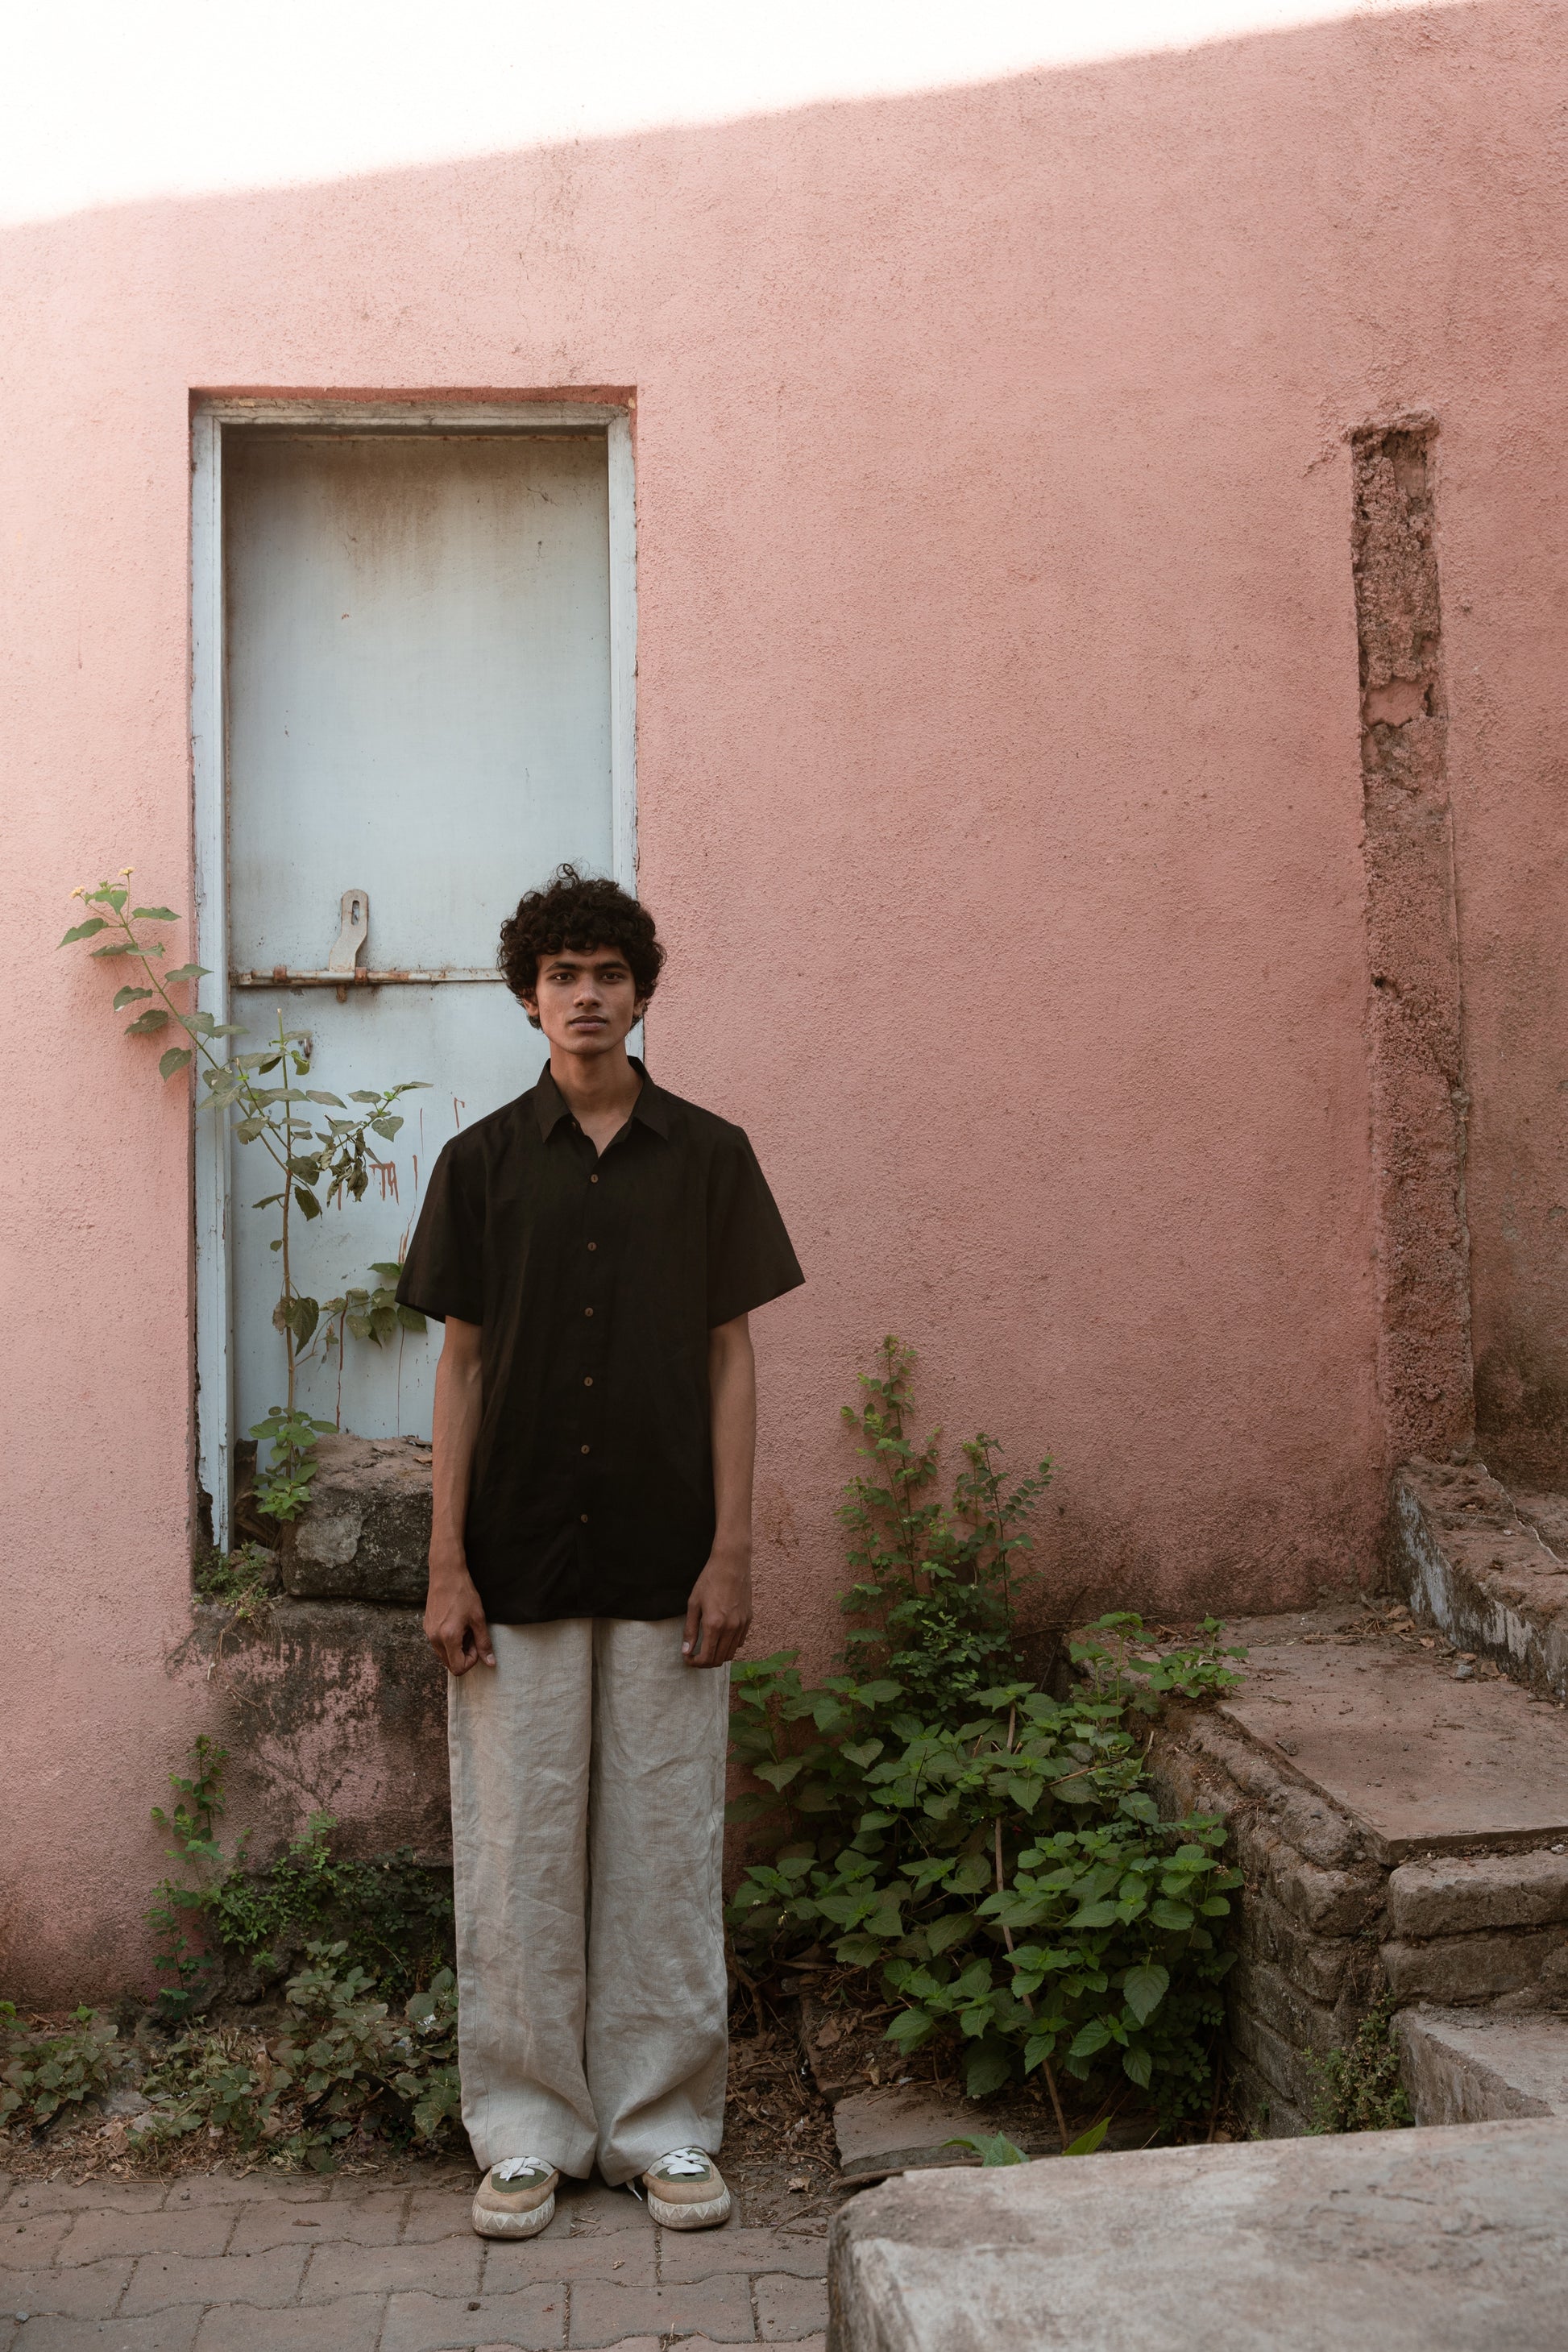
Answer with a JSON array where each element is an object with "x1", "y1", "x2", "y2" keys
[{"x1": 4, "y1": 0, "x2": 1566, "y2": 1999}]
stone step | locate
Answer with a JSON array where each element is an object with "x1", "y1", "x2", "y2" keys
[
  {"x1": 1395, "y1": 2004, "x2": 1568, "y2": 2124},
  {"x1": 828, "y1": 2119, "x2": 1568, "y2": 2352},
  {"x1": 1393, "y1": 1457, "x2": 1568, "y2": 1699},
  {"x1": 1147, "y1": 1602, "x2": 1568, "y2": 2134}
]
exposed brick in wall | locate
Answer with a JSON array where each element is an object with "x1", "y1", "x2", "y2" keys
[{"x1": 1351, "y1": 421, "x2": 1474, "y2": 1464}]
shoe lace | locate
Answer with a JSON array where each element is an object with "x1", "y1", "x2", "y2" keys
[
  {"x1": 493, "y1": 2156, "x2": 554, "y2": 2184},
  {"x1": 656, "y1": 2147, "x2": 711, "y2": 2177}
]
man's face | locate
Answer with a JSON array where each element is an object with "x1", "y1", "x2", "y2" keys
[{"x1": 524, "y1": 944, "x2": 645, "y2": 1056}]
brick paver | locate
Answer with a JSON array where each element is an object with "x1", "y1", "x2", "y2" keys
[
  {"x1": 1, "y1": 2217, "x2": 76, "y2": 2267},
  {"x1": 2, "y1": 2262, "x2": 134, "y2": 2321},
  {"x1": 754, "y1": 2272, "x2": 831, "y2": 2340},
  {"x1": 568, "y1": 2272, "x2": 758, "y2": 2346},
  {"x1": 8, "y1": 2317, "x2": 203, "y2": 2351},
  {"x1": 381, "y1": 2284, "x2": 563, "y2": 2350},
  {"x1": 195, "y1": 2295, "x2": 387, "y2": 2350},
  {"x1": 657, "y1": 2228, "x2": 827, "y2": 2282},
  {"x1": 0, "y1": 2166, "x2": 835, "y2": 2349},
  {"x1": 122, "y1": 2245, "x2": 309, "y2": 2313}
]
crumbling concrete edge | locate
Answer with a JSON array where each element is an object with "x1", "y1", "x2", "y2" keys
[{"x1": 1392, "y1": 1463, "x2": 1568, "y2": 1699}]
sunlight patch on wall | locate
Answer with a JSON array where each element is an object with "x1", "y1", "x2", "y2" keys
[{"x1": 4, "y1": 0, "x2": 1454, "y2": 226}]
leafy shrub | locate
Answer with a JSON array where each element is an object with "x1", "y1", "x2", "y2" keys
[
  {"x1": 134, "y1": 1942, "x2": 460, "y2": 2167},
  {"x1": 1, "y1": 2005, "x2": 126, "y2": 2131},
  {"x1": 1308, "y1": 1995, "x2": 1412, "y2": 2134},
  {"x1": 149, "y1": 1739, "x2": 454, "y2": 2017},
  {"x1": 193, "y1": 1542, "x2": 279, "y2": 1621},
  {"x1": 728, "y1": 1340, "x2": 1244, "y2": 2121}
]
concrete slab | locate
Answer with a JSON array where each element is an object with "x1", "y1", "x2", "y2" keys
[
  {"x1": 832, "y1": 2088, "x2": 989, "y2": 2173},
  {"x1": 828, "y1": 2118, "x2": 1568, "y2": 2351},
  {"x1": 1396, "y1": 2006, "x2": 1568, "y2": 2124},
  {"x1": 1215, "y1": 1612, "x2": 1568, "y2": 1857}
]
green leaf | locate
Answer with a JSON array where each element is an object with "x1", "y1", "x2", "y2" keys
[
  {"x1": 1064, "y1": 2118, "x2": 1110, "y2": 2155},
  {"x1": 164, "y1": 963, "x2": 209, "y2": 984},
  {"x1": 60, "y1": 917, "x2": 109, "y2": 945},
  {"x1": 1122, "y1": 2043, "x2": 1153, "y2": 2089},
  {"x1": 943, "y1": 2130, "x2": 1028, "y2": 2166},
  {"x1": 160, "y1": 1047, "x2": 193, "y2": 1080},
  {"x1": 294, "y1": 1187, "x2": 322, "y2": 1219},
  {"x1": 369, "y1": 1261, "x2": 403, "y2": 1280},
  {"x1": 91, "y1": 940, "x2": 138, "y2": 957},
  {"x1": 963, "y1": 2038, "x2": 1014, "y2": 2099},
  {"x1": 1068, "y1": 2019, "x2": 1113, "y2": 2060},
  {"x1": 395, "y1": 1304, "x2": 426, "y2": 1334},
  {"x1": 1122, "y1": 1962, "x2": 1169, "y2": 2026},
  {"x1": 1149, "y1": 1900, "x2": 1194, "y2": 1931},
  {"x1": 306, "y1": 1090, "x2": 346, "y2": 1108},
  {"x1": 131, "y1": 906, "x2": 179, "y2": 921},
  {"x1": 369, "y1": 1115, "x2": 403, "y2": 1141},
  {"x1": 124, "y1": 1008, "x2": 170, "y2": 1035},
  {"x1": 113, "y1": 986, "x2": 154, "y2": 1009}
]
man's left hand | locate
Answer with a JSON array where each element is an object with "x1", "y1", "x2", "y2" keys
[{"x1": 682, "y1": 1546, "x2": 753, "y2": 1666}]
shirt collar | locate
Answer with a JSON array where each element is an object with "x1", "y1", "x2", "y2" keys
[{"x1": 530, "y1": 1056, "x2": 671, "y2": 1143}]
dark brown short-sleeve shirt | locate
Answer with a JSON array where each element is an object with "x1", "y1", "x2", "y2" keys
[{"x1": 396, "y1": 1060, "x2": 803, "y2": 1624}]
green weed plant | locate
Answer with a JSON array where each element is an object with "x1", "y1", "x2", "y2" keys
[
  {"x1": 61, "y1": 875, "x2": 425, "y2": 1520},
  {"x1": 148, "y1": 1739, "x2": 454, "y2": 2019},
  {"x1": 728, "y1": 1340, "x2": 1245, "y2": 2122},
  {"x1": 132, "y1": 1943, "x2": 460, "y2": 2167},
  {"x1": 1308, "y1": 1994, "x2": 1413, "y2": 2134},
  {"x1": 0, "y1": 2005, "x2": 125, "y2": 2133}
]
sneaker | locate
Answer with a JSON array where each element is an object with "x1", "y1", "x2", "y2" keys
[
  {"x1": 641, "y1": 2147, "x2": 732, "y2": 2230},
  {"x1": 471, "y1": 2155, "x2": 560, "y2": 2239}
]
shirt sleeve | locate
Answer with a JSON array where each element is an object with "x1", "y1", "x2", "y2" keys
[
  {"x1": 396, "y1": 1136, "x2": 485, "y2": 1325},
  {"x1": 706, "y1": 1127, "x2": 805, "y2": 1328}
]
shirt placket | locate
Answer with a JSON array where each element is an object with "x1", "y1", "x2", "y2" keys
[{"x1": 575, "y1": 1138, "x2": 608, "y2": 1546}]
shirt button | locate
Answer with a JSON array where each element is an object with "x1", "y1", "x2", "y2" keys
[
  {"x1": 580, "y1": 1512, "x2": 589, "y2": 1524},
  {"x1": 587, "y1": 1242, "x2": 597, "y2": 1252},
  {"x1": 590, "y1": 1174, "x2": 599, "y2": 1184},
  {"x1": 584, "y1": 1306, "x2": 594, "y2": 1317},
  {"x1": 583, "y1": 1376, "x2": 593, "y2": 1388},
  {"x1": 581, "y1": 1443, "x2": 590, "y2": 1454}
]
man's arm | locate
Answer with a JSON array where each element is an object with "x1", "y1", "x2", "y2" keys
[
  {"x1": 425, "y1": 1315, "x2": 495, "y2": 1675},
  {"x1": 682, "y1": 1312, "x2": 756, "y2": 1667}
]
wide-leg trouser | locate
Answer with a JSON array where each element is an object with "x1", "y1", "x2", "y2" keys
[{"x1": 446, "y1": 1616, "x2": 730, "y2": 2184}]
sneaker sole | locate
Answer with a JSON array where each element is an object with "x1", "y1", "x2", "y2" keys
[
  {"x1": 471, "y1": 2188, "x2": 556, "y2": 2239},
  {"x1": 646, "y1": 2186, "x2": 732, "y2": 2230}
]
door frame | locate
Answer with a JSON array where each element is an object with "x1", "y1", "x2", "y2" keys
[{"x1": 189, "y1": 396, "x2": 638, "y2": 1549}]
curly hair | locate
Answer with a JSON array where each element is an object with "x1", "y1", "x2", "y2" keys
[{"x1": 498, "y1": 865, "x2": 666, "y2": 1028}]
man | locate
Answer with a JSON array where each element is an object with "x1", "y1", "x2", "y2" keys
[{"x1": 396, "y1": 866, "x2": 803, "y2": 2240}]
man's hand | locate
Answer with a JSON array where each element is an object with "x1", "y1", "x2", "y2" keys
[
  {"x1": 682, "y1": 1543, "x2": 753, "y2": 1667},
  {"x1": 425, "y1": 1552, "x2": 496, "y2": 1675}
]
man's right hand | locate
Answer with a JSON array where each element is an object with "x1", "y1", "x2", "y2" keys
[{"x1": 425, "y1": 1556, "x2": 496, "y2": 1675}]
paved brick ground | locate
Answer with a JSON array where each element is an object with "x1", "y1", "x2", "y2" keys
[{"x1": 0, "y1": 2167, "x2": 828, "y2": 2351}]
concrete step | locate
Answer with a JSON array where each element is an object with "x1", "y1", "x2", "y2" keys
[
  {"x1": 1393, "y1": 1457, "x2": 1568, "y2": 1699},
  {"x1": 1147, "y1": 1603, "x2": 1568, "y2": 2133},
  {"x1": 828, "y1": 2120, "x2": 1568, "y2": 2352},
  {"x1": 1396, "y1": 2004, "x2": 1568, "y2": 2123}
]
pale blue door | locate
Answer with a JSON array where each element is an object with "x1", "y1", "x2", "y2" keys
[{"x1": 223, "y1": 428, "x2": 615, "y2": 1445}]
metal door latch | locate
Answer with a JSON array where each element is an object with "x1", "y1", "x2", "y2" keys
[
  {"x1": 327, "y1": 889, "x2": 370, "y2": 998},
  {"x1": 230, "y1": 882, "x2": 506, "y2": 993}
]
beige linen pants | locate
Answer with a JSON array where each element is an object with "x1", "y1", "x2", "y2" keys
[{"x1": 447, "y1": 1616, "x2": 730, "y2": 2183}]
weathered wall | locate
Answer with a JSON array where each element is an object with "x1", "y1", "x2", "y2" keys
[{"x1": 5, "y1": 0, "x2": 1568, "y2": 1997}]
